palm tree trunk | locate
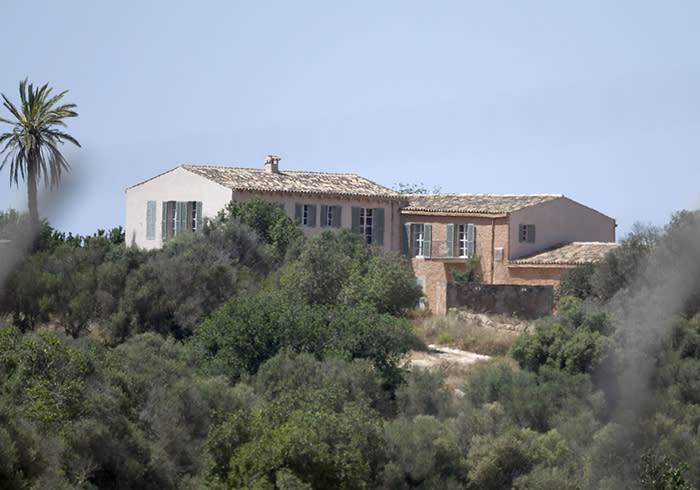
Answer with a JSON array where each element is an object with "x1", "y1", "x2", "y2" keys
[{"x1": 27, "y1": 163, "x2": 39, "y2": 232}]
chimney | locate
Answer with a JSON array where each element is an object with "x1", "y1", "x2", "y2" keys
[{"x1": 264, "y1": 154, "x2": 280, "y2": 174}]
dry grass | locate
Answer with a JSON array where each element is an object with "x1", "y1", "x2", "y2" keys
[{"x1": 415, "y1": 311, "x2": 521, "y2": 357}]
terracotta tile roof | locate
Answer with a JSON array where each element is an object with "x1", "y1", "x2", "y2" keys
[
  {"x1": 401, "y1": 194, "x2": 563, "y2": 214},
  {"x1": 180, "y1": 164, "x2": 403, "y2": 200},
  {"x1": 510, "y1": 241, "x2": 620, "y2": 265}
]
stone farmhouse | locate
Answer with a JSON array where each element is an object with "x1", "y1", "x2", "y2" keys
[{"x1": 125, "y1": 156, "x2": 618, "y2": 313}]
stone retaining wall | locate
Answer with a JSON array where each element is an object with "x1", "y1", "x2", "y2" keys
[{"x1": 446, "y1": 282, "x2": 553, "y2": 319}]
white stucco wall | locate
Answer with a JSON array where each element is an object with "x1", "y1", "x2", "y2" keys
[
  {"x1": 509, "y1": 197, "x2": 616, "y2": 259},
  {"x1": 125, "y1": 167, "x2": 233, "y2": 249}
]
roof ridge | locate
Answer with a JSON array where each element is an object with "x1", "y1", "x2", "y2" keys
[
  {"x1": 569, "y1": 241, "x2": 621, "y2": 245},
  {"x1": 406, "y1": 192, "x2": 563, "y2": 197},
  {"x1": 180, "y1": 163, "x2": 367, "y2": 178}
]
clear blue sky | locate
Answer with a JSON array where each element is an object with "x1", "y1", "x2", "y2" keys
[{"x1": 2, "y1": 1, "x2": 699, "y2": 239}]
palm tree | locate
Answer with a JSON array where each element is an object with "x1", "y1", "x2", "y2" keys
[{"x1": 0, "y1": 78, "x2": 80, "y2": 230}]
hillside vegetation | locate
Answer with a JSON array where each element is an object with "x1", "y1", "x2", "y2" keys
[{"x1": 1, "y1": 203, "x2": 700, "y2": 489}]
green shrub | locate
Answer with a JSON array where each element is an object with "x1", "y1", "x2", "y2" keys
[
  {"x1": 190, "y1": 289, "x2": 418, "y2": 385},
  {"x1": 451, "y1": 255, "x2": 482, "y2": 283},
  {"x1": 510, "y1": 298, "x2": 615, "y2": 376}
]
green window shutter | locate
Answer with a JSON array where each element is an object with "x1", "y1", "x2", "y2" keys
[
  {"x1": 424, "y1": 224, "x2": 432, "y2": 258},
  {"x1": 146, "y1": 201, "x2": 156, "y2": 240},
  {"x1": 295, "y1": 203, "x2": 302, "y2": 224},
  {"x1": 196, "y1": 201, "x2": 203, "y2": 232},
  {"x1": 467, "y1": 223, "x2": 475, "y2": 257},
  {"x1": 445, "y1": 223, "x2": 454, "y2": 258},
  {"x1": 333, "y1": 206, "x2": 342, "y2": 228},
  {"x1": 176, "y1": 201, "x2": 188, "y2": 235},
  {"x1": 374, "y1": 208, "x2": 384, "y2": 246},
  {"x1": 161, "y1": 201, "x2": 167, "y2": 240},
  {"x1": 351, "y1": 207, "x2": 361, "y2": 234},
  {"x1": 309, "y1": 205, "x2": 317, "y2": 227},
  {"x1": 530, "y1": 225, "x2": 536, "y2": 243},
  {"x1": 320, "y1": 205, "x2": 328, "y2": 227},
  {"x1": 519, "y1": 224, "x2": 525, "y2": 243},
  {"x1": 403, "y1": 223, "x2": 411, "y2": 257}
]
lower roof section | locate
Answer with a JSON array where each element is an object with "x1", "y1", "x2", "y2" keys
[{"x1": 509, "y1": 241, "x2": 620, "y2": 266}]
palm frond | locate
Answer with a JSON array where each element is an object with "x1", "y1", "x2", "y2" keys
[{"x1": 0, "y1": 78, "x2": 80, "y2": 217}]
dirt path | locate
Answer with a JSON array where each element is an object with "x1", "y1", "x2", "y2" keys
[{"x1": 409, "y1": 344, "x2": 490, "y2": 368}]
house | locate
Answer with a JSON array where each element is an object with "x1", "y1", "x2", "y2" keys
[
  {"x1": 125, "y1": 156, "x2": 405, "y2": 251},
  {"x1": 400, "y1": 194, "x2": 618, "y2": 313},
  {"x1": 125, "y1": 156, "x2": 617, "y2": 314}
]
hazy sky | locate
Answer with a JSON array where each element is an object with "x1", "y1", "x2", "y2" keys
[{"x1": 2, "y1": 1, "x2": 699, "y2": 239}]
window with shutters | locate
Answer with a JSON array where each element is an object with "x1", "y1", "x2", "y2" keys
[
  {"x1": 320, "y1": 205, "x2": 342, "y2": 228},
  {"x1": 519, "y1": 224, "x2": 536, "y2": 243},
  {"x1": 458, "y1": 223, "x2": 475, "y2": 257},
  {"x1": 162, "y1": 200, "x2": 202, "y2": 240},
  {"x1": 351, "y1": 207, "x2": 384, "y2": 245},
  {"x1": 295, "y1": 203, "x2": 317, "y2": 227}
]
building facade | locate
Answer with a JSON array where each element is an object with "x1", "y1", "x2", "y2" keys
[{"x1": 126, "y1": 156, "x2": 618, "y2": 313}]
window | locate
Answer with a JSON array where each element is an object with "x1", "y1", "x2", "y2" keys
[
  {"x1": 320, "y1": 205, "x2": 342, "y2": 228},
  {"x1": 360, "y1": 208, "x2": 373, "y2": 244},
  {"x1": 414, "y1": 224, "x2": 425, "y2": 256},
  {"x1": 162, "y1": 200, "x2": 202, "y2": 240},
  {"x1": 351, "y1": 207, "x2": 384, "y2": 246},
  {"x1": 295, "y1": 203, "x2": 317, "y2": 227},
  {"x1": 403, "y1": 223, "x2": 431, "y2": 257},
  {"x1": 189, "y1": 201, "x2": 199, "y2": 232},
  {"x1": 519, "y1": 224, "x2": 536, "y2": 243},
  {"x1": 458, "y1": 223, "x2": 475, "y2": 257}
]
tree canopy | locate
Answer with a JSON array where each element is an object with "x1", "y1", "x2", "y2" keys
[{"x1": 0, "y1": 79, "x2": 80, "y2": 230}]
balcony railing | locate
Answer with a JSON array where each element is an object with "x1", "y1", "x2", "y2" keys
[{"x1": 412, "y1": 240, "x2": 472, "y2": 260}]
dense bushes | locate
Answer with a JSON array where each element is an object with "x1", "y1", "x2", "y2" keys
[
  {"x1": 280, "y1": 228, "x2": 422, "y2": 314},
  {"x1": 4, "y1": 207, "x2": 700, "y2": 488},
  {"x1": 1, "y1": 202, "x2": 421, "y2": 340},
  {"x1": 509, "y1": 297, "x2": 614, "y2": 376},
  {"x1": 189, "y1": 288, "x2": 418, "y2": 385}
]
